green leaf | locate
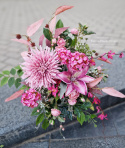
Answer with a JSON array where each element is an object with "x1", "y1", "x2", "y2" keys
[
  {"x1": 0, "y1": 77, "x2": 9, "y2": 87},
  {"x1": 43, "y1": 28, "x2": 52, "y2": 41},
  {"x1": 10, "y1": 68, "x2": 16, "y2": 75},
  {"x1": 90, "y1": 114, "x2": 97, "y2": 119},
  {"x1": 17, "y1": 69, "x2": 23, "y2": 77},
  {"x1": 2, "y1": 70, "x2": 10, "y2": 75},
  {"x1": 36, "y1": 113, "x2": 44, "y2": 126},
  {"x1": 8, "y1": 77, "x2": 15, "y2": 87},
  {"x1": 58, "y1": 116, "x2": 65, "y2": 123},
  {"x1": 0, "y1": 74, "x2": 3, "y2": 78},
  {"x1": 31, "y1": 106, "x2": 41, "y2": 116},
  {"x1": 85, "y1": 115, "x2": 90, "y2": 122},
  {"x1": 19, "y1": 85, "x2": 27, "y2": 90},
  {"x1": 86, "y1": 99, "x2": 94, "y2": 111},
  {"x1": 42, "y1": 119, "x2": 49, "y2": 130},
  {"x1": 94, "y1": 124, "x2": 97, "y2": 127},
  {"x1": 77, "y1": 112, "x2": 85, "y2": 125},
  {"x1": 15, "y1": 65, "x2": 21, "y2": 69},
  {"x1": 56, "y1": 19, "x2": 64, "y2": 29},
  {"x1": 15, "y1": 78, "x2": 21, "y2": 88},
  {"x1": 60, "y1": 82, "x2": 67, "y2": 99}
]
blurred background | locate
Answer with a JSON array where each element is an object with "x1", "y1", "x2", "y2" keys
[{"x1": 0, "y1": 0, "x2": 125, "y2": 71}]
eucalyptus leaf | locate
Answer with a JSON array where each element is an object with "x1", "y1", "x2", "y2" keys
[{"x1": 58, "y1": 116, "x2": 65, "y2": 123}]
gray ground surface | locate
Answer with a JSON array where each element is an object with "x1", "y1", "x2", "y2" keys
[
  {"x1": 12, "y1": 102, "x2": 125, "y2": 148},
  {"x1": 0, "y1": 0, "x2": 125, "y2": 71}
]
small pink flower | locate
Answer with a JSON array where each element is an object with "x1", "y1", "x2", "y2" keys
[
  {"x1": 88, "y1": 92, "x2": 93, "y2": 98},
  {"x1": 89, "y1": 57, "x2": 96, "y2": 66},
  {"x1": 93, "y1": 97, "x2": 101, "y2": 104},
  {"x1": 37, "y1": 110, "x2": 40, "y2": 112},
  {"x1": 62, "y1": 128, "x2": 65, "y2": 131},
  {"x1": 48, "y1": 85, "x2": 58, "y2": 97},
  {"x1": 51, "y1": 109, "x2": 61, "y2": 117},
  {"x1": 68, "y1": 99, "x2": 77, "y2": 105},
  {"x1": 57, "y1": 38, "x2": 66, "y2": 47},
  {"x1": 96, "y1": 106, "x2": 101, "y2": 113},
  {"x1": 68, "y1": 90, "x2": 79, "y2": 100},
  {"x1": 98, "y1": 113, "x2": 108, "y2": 120},
  {"x1": 70, "y1": 28, "x2": 79, "y2": 35},
  {"x1": 52, "y1": 38, "x2": 56, "y2": 44},
  {"x1": 119, "y1": 52, "x2": 124, "y2": 58},
  {"x1": 97, "y1": 66, "x2": 102, "y2": 72},
  {"x1": 107, "y1": 50, "x2": 115, "y2": 59}
]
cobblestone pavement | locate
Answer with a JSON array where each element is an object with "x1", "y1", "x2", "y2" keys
[{"x1": 0, "y1": 0, "x2": 125, "y2": 71}]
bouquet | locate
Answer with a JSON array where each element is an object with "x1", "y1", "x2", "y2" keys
[{"x1": 1, "y1": 5, "x2": 125, "y2": 130}]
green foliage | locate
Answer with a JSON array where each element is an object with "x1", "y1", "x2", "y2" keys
[
  {"x1": 77, "y1": 112, "x2": 85, "y2": 125},
  {"x1": 58, "y1": 116, "x2": 65, "y2": 123},
  {"x1": 8, "y1": 77, "x2": 15, "y2": 87},
  {"x1": 0, "y1": 77, "x2": 9, "y2": 87},
  {"x1": 56, "y1": 19, "x2": 64, "y2": 29},
  {"x1": 0, "y1": 145, "x2": 4, "y2": 148},
  {"x1": 2, "y1": 70, "x2": 10, "y2": 75},
  {"x1": 10, "y1": 68, "x2": 16, "y2": 75},
  {"x1": 43, "y1": 28, "x2": 52, "y2": 41},
  {"x1": 36, "y1": 113, "x2": 44, "y2": 126},
  {"x1": 42, "y1": 119, "x2": 49, "y2": 130},
  {"x1": 15, "y1": 78, "x2": 21, "y2": 88},
  {"x1": 0, "y1": 74, "x2": 3, "y2": 78},
  {"x1": 31, "y1": 106, "x2": 41, "y2": 116},
  {"x1": 19, "y1": 85, "x2": 27, "y2": 90},
  {"x1": 17, "y1": 69, "x2": 23, "y2": 77}
]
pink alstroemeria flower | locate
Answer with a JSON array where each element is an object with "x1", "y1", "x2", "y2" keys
[
  {"x1": 98, "y1": 113, "x2": 108, "y2": 120},
  {"x1": 57, "y1": 66, "x2": 94, "y2": 95}
]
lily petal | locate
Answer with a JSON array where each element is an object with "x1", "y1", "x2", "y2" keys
[
  {"x1": 57, "y1": 72, "x2": 71, "y2": 84},
  {"x1": 73, "y1": 80, "x2": 87, "y2": 95},
  {"x1": 72, "y1": 66, "x2": 89, "y2": 79},
  {"x1": 79, "y1": 75, "x2": 95, "y2": 83},
  {"x1": 65, "y1": 84, "x2": 73, "y2": 96}
]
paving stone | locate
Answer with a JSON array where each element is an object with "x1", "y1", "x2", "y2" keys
[
  {"x1": 50, "y1": 136, "x2": 125, "y2": 148},
  {"x1": 14, "y1": 141, "x2": 49, "y2": 148}
]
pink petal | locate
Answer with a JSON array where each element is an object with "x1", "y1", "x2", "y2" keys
[
  {"x1": 54, "y1": 27, "x2": 69, "y2": 38},
  {"x1": 98, "y1": 57, "x2": 112, "y2": 64},
  {"x1": 5, "y1": 90, "x2": 24, "y2": 102},
  {"x1": 55, "y1": 5, "x2": 74, "y2": 15},
  {"x1": 12, "y1": 39, "x2": 31, "y2": 46},
  {"x1": 39, "y1": 35, "x2": 44, "y2": 46},
  {"x1": 102, "y1": 87, "x2": 125, "y2": 98},
  {"x1": 91, "y1": 86, "x2": 103, "y2": 95},
  {"x1": 73, "y1": 80, "x2": 87, "y2": 95},
  {"x1": 80, "y1": 75, "x2": 95, "y2": 83},
  {"x1": 72, "y1": 66, "x2": 89, "y2": 79},
  {"x1": 49, "y1": 16, "x2": 56, "y2": 32},
  {"x1": 21, "y1": 51, "x2": 28, "y2": 59},
  {"x1": 87, "y1": 76, "x2": 103, "y2": 88},
  {"x1": 27, "y1": 18, "x2": 44, "y2": 37},
  {"x1": 46, "y1": 39, "x2": 51, "y2": 47},
  {"x1": 57, "y1": 72, "x2": 71, "y2": 84},
  {"x1": 65, "y1": 84, "x2": 73, "y2": 96}
]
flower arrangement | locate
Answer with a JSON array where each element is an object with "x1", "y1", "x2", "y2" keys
[{"x1": 0, "y1": 5, "x2": 125, "y2": 130}]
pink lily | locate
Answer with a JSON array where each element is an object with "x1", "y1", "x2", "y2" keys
[{"x1": 57, "y1": 66, "x2": 94, "y2": 96}]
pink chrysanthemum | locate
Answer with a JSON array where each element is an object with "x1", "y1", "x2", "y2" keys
[
  {"x1": 21, "y1": 88, "x2": 42, "y2": 108},
  {"x1": 21, "y1": 46, "x2": 60, "y2": 89}
]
